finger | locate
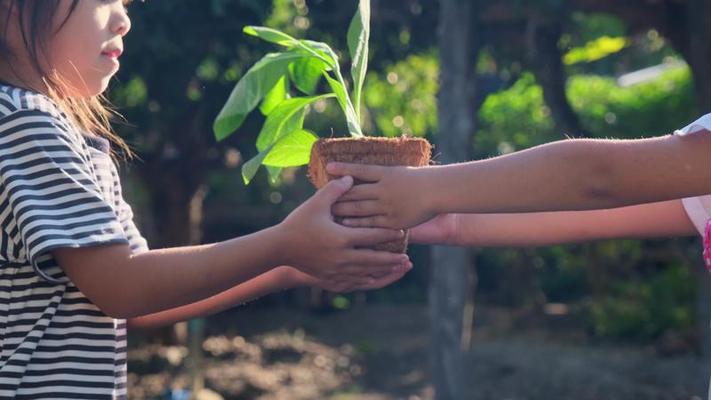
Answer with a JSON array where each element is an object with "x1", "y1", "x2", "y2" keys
[
  {"x1": 327, "y1": 162, "x2": 384, "y2": 182},
  {"x1": 345, "y1": 226, "x2": 404, "y2": 245},
  {"x1": 354, "y1": 263, "x2": 413, "y2": 290},
  {"x1": 340, "y1": 263, "x2": 404, "y2": 278},
  {"x1": 346, "y1": 249, "x2": 409, "y2": 266},
  {"x1": 341, "y1": 216, "x2": 393, "y2": 229},
  {"x1": 313, "y1": 176, "x2": 354, "y2": 207},
  {"x1": 332, "y1": 200, "x2": 383, "y2": 217},
  {"x1": 338, "y1": 184, "x2": 379, "y2": 202},
  {"x1": 327, "y1": 278, "x2": 372, "y2": 293}
]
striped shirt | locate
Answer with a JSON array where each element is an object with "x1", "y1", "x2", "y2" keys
[{"x1": 0, "y1": 84, "x2": 148, "y2": 399}]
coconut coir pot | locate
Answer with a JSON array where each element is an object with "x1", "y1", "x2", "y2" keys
[{"x1": 308, "y1": 136, "x2": 432, "y2": 253}]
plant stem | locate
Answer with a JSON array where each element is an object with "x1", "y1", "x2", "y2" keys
[{"x1": 333, "y1": 67, "x2": 364, "y2": 137}]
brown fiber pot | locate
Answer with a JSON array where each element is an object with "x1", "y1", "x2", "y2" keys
[{"x1": 308, "y1": 136, "x2": 432, "y2": 253}]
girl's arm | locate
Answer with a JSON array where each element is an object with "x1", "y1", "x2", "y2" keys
[
  {"x1": 128, "y1": 265, "x2": 409, "y2": 329},
  {"x1": 410, "y1": 199, "x2": 697, "y2": 247},
  {"x1": 127, "y1": 267, "x2": 296, "y2": 329},
  {"x1": 53, "y1": 177, "x2": 409, "y2": 319},
  {"x1": 328, "y1": 132, "x2": 711, "y2": 229}
]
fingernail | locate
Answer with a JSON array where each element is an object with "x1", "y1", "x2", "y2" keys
[{"x1": 340, "y1": 175, "x2": 353, "y2": 186}]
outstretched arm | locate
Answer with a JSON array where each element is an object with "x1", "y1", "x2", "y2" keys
[
  {"x1": 128, "y1": 264, "x2": 410, "y2": 329},
  {"x1": 410, "y1": 199, "x2": 697, "y2": 247},
  {"x1": 54, "y1": 177, "x2": 409, "y2": 319},
  {"x1": 329, "y1": 133, "x2": 711, "y2": 229}
]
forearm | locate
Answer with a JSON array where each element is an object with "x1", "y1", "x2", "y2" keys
[
  {"x1": 127, "y1": 266, "x2": 300, "y2": 329},
  {"x1": 57, "y1": 225, "x2": 288, "y2": 318},
  {"x1": 427, "y1": 135, "x2": 711, "y2": 214},
  {"x1": 451, "y1": 199, "x2": 697, "y2": 247}
]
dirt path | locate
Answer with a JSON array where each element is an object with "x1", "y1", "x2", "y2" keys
[{"x1": 128, "y1": 304, "x2": 710, "y2": 399}]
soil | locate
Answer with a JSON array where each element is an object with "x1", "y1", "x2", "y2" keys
[{"x1": 128, "y1": 304, "x2": 709, "y2": 400}]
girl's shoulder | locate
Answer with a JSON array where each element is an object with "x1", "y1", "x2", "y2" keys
[
  {"x1": 0, "y1": 83, "x2": 89, "y2": 157},
  {"x1": 0, "y1": 83, "x2": 64, "y2": 121}
]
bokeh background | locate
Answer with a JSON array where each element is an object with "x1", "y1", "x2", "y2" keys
[{"x1": 112, "y1": 1, "x2": 711, "y2": 399}]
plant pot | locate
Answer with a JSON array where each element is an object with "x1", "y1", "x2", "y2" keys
[{"x1": 308, "y1": 136, "x2": 432, "y2": 253}]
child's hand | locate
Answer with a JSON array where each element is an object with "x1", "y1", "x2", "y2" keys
[
  {"x1": 327, "y1": 162, "x2": 437, "y2": 229},
  {"x1": 285, "y1": 262, "x2": 413, "y2": 293},
  {"x1": 278, "y1": 176, "x2": 410, "y2": 283},
  {"x1": 409, "y1": 214, "x2": 460, "y2": 245}
]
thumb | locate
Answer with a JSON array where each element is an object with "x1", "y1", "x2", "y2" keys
[{"x1": 314, "y1": 176, "x2": 354, "y2": 206}]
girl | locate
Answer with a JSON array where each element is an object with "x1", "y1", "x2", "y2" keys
[{"x1": 0, "y1": 1, "x2": 412, "y2": 399}]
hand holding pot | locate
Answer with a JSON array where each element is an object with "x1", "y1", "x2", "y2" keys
[
  {"x1": 278, "y1": 176, "x2": 411, "y2": 284},
  {"x1": 328, "y1": 163, "x2": 439, "y2": 229}
]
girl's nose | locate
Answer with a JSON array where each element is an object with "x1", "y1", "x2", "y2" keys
[{"x1": 112, "y1": 9, "x2": 132, "y2": 37}]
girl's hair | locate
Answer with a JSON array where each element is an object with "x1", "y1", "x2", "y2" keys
[{"x1": 0, "y1": 0, "x2": 132, "y2": 158}]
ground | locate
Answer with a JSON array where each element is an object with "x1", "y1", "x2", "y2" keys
[{"x1": 128, "y1": 304, "x2": 710, "y2": 400}]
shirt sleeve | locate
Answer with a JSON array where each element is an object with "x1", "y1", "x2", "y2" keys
[
  {"x1": 674, "y1": 113, "x2": 711, "y2": 236},
  {"x1": 117, "y1": 195, "x2": 149, "y2": 255},
  {"x1": 0, "y1": 109, "x2": 128, "y2": 282}
]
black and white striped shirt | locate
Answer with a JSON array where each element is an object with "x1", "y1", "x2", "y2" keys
[{"x1": 0, "y1": 84, "x2": 148, "y2": 399}]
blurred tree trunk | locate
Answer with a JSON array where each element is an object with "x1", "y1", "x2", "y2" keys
[
  {"x1": 138, "y1": 107, "x2": 212, "y2": 397},
  {"x1": 527, "y1": 20, "x2": 589, "y2": 138},
  {"x1": 431, "y1": 1, "x2": 480, "y2": 399},
  {"x1": 686, "y1": 0, "x2": 711, "y2": 114}
]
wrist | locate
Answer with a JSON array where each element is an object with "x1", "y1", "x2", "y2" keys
[
  {"x1": 267, "y1": 223, "x2": 297, "y2": 266},
  {"x1": 277, "y1": 266, "x2": 313, "y2": 288},
  {"x1": 273, "y1": 266, "x2": 305, "y2": 289},
  {"x1": 421, "y1": 166, "x2": 446, "y2": 215}
]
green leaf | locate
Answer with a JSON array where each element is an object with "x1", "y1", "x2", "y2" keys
[
  {"x1": 325, "y1": 74, "x2": 363, "y2": 136},
  {"x1": 348, "y1": 0, "x2": 370, "y2": 119},
  {"x1": 256, "y1": 94, "x2": 335, "y2": 151},
  {"x1": 266, "y1": 166, "x2": 282, "y2": 184},
  {"x1": 213, "y1": 51, "x2": 306, "y2": 141},
  {"x1": 243, "y1": 26, "x2": 299, "y2": 48},
  {"x1": 260, "y1": 75, "x2": 289, "y2": 115},
  {"x1": 301, "y1": 40, "x2": 339, "y2": 69},
  {"x1": 263, "y1": 129, "x2": 318, "y2": 167},
  {"x1": 290, "y1": 57, "x2": 329, "y2": 95},
  {"x1": 241, "y1": 147, "x2": 271, "y2": 184},
  {"x1": 243, "y1": 26, "x2": 337, "y2": 70}
]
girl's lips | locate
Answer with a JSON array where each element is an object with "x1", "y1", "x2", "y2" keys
[{"x1": 102, "y1": 49, "x2": 122, "y2": 59}]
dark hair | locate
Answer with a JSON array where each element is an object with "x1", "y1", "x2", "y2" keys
[{"x1": 0, "y1": 0, "x2": 132, "y2": 158}]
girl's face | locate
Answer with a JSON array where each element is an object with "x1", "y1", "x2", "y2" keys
[{"x1": 49, "y1": 0, "x2": 131, "y2": 97}]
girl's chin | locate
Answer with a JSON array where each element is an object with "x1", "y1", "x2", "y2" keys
[
  {"x1": 57, "y1": 69, "x2": 115, "y2": 97},
  {"x1": 69, "y1": 77, "x2": 113, "y2": 98}
]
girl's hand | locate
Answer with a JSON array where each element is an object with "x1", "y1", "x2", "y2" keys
[
  {"x1": 278, "y1": 176, "x2": 411, "y2": 283},
  {"x1": 327, "y1": 163, "x2": 437, "y2": 229},
  {"x1": 409, "y1": 214, "x2": 460, "y2": 245},
  {"x1": 283, "y1": 263, "x2": 413, "y2": 293}
]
